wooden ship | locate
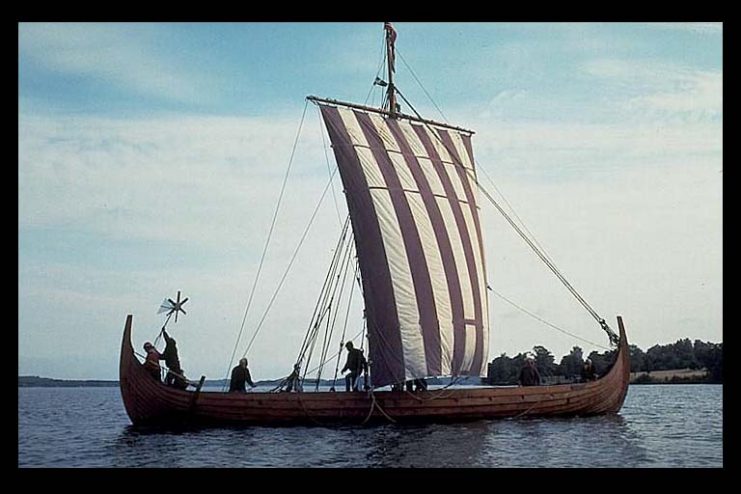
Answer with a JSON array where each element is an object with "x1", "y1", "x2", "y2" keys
[{"x1": 120, "y1": 23, "x2": 630, "y2": 426}]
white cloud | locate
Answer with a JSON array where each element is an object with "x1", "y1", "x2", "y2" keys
[
  {"x1": 468, "y1": 118, "x2": 721, "y2": 182},
  {"x1": 643, "y1": 22, "x2": 723, "y2": 35},
  {"x1": 18, "y1": 112, "x2": 335, "y2": 252},
  {"x1": 480, "y1": 152, "x2": 723, "y2": 359},
  {"x1": 19, "y1": 109, "x2": 351, "y2": 379},
  {"x1": 18, "y1": 101, "x2": 722, "y2": 378},
  {"x1": 582, "y1": 59, "x2": 722, "y2": 119},
  {"x1": 19, "y1": 23, "x2": 213, "y2": 103},
  {"x1": 18, "y1": 26, "x2": 724, "y2": 379},
  {"x1": 629, "y1": 70, "x2": 722, "y2": 116},
  {"x1": 19, "y1": 246, "x2": 352, "y2": 380},
  {"x1": 462, "y1": 87, "x2": 722, "y2": 359}
]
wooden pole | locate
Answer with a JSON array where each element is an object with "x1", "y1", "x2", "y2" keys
[
  {"x1": 385, "y1": 23, "x2": 397, "y2": 117},
  {"x1": 188, "y1": 375, "x2": 206, "y2": 414}
]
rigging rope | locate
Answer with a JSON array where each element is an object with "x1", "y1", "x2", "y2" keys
[
  {"x1": 314, "y1": 237, "x2": 356, "y2": 390},
  {"x1": 221, "y1": 100, "x2": 310, "y2": 390},
  {"x1": 396, "y1": 48, "x2": 448, "y2": 123},
  {"x1": 489, "y1": 287, "x2": 610, "y2": 351},
  {"x1": 394, "y1": 88, "x2": 618, "y2": 346},
  {"x1": 152, "y1": 311, "x2": 174, "y2": 348},
  {"x1": 300, "y1": 219, "x2": 355, "y2": 387},
  {"x1": 475, "y1": 164, "x2": 558, "y2": 268},
  {"x1": 380, "y1": 45, "x2": 554, "y2": 267},
  {"x1": 241, "y1": 165, "x2": 341, "y2": 358},
  {"x1": 364, "y1": 33, "x2": 388, "y2": 107},
  {"x1": 303, "y1": 326, "x2": 366, "y2": 379},
  {"x1": 361, "y1": 390, "x2": 397, "y2": 425},
  {"x1": 295, "y1": 216, "x2": 351, "y2": 364},
  {"x1": 316, "y1": 105, "x2": 344, "y2": 227},
  {"x1": 331, "y1": 260, "x2": 360, "y2": 390},
  {"x1": 393, "y1": 50, "x2": 558, "y2": 269},
  {"x1": 295, "y1": 215, "x2": 351, "y2": 374}
]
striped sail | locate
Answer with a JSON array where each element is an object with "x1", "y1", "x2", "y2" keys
[{"x1": 319, "y1": 103, "x2": 489, "y2": 388}]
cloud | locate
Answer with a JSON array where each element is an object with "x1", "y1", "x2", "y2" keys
[
  {"x1": 467, "y1": 117, "x2": 721, "y2": 185},
  {"x1": 18, "y1": 20, "x2": 723, "y2": 379},
  {"x1": 629, "y1": 70, "x2": 722, "y2": 117},
  {"x1": 480, "y1": 153, "x2": 722, "y2": 359},
  {"x1": 18, "y1": 98, "x2": 722, "y2": 378},
  {"x1": 582, "y1": 59, "x2": 722, "y2": 119},
  {"x1": 19, "y1": 248, "x2": 354, "y2": 380},
  {"x1": 461, "y1": 84, "x2": 722, "y2": 359},
  {"x1": 18, "y1": 112, "x2": 336, "y2": 252},
  {"x1": 19, "y1": 23, "x2": 213, "y2": 104},
  {"x1": 643, "y1": 22, "x2": 722, "y2": 35},
  {"x1": 19, "y1": 109, "x2": 351, "y2": 379}
]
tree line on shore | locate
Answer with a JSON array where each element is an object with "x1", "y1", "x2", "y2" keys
[{"x1": 485, "y1": 338, "x2": 723, "y2": 385}]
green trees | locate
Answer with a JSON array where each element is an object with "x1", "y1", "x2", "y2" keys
[
  {"x1": 586, "y1": 349, "x2": 617, "y2": 376},
  {"x1": 483, "y1": 338, "x2": 722, "y2": 385},
  {"x1": 629, "y1": 345, "x2": 645, "y2": 373},
  {"x1": 487, "y1": 352, "x2": 526, "y2": 384},
  {"x1": 693, "y1": 340, "x2": 723, "y2": 382},
  {"x1": 532, "y1": 346, "x2": 555, "y2": 377},
  {"x1": 644, "y1": 338, "x2": 703, "y2": 372},
  {"x1": 558, "y1": 346, "x2": 584, "y2": 379}
]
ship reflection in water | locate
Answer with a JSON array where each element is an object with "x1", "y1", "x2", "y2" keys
[{"x1": 19, "y1": 384, "x2": 722, "y2": 467}]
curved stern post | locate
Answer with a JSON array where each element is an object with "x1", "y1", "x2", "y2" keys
[
  {"x1": 119, "y1": 315, "x2": 138, "y2": 422},
  {"x1": 610, "y1": 315, "x2": 631, "y2": 413}
]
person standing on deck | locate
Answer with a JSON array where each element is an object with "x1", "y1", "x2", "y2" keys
[
  {"x1": 581, "y1": 358, "x2": 597, "y2": 382},
  {"x1": 518, "y1": 356, "x2": 541, "y2": 386},
  {"x1": 341, "y1": 341, "x2": 367, "y2": 392},
  {"x1": 143, "y1": 342, "x2": 162, "y2": 382},
  {"x1": 160, "y1": 329, "x2": 188, "y2": 389},
  {"x1": 229, "y1": 358, "x2": 256, "y2": 392},
  {"x1": 285, "y1": 363, "x2": 303, "y2": 392}
]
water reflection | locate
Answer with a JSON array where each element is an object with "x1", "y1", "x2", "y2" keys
[
  {"x1": 20, "y1": 385, "x2": 722, "y2": 467},
  {"x1": 107, "y1": 413, "x2": 652, "y2": 468},
  {"x1": 111, "y1": 424, "x2": 266, "y2": 467},
  {"x1": 362, "y1": 421, "x2": 492, "y2": 467}
]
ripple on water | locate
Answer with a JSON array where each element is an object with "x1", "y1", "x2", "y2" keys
[{"x1": 18, "y1": 385, "x2": 723, "y2": 468}]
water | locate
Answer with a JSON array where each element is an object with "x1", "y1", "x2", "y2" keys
[{"x1": 18, "y1": 384, "x2": 722, "y2": 468}]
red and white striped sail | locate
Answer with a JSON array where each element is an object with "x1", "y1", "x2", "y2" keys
[{"x1": 319, "y1": 103, "x2": 489, "y2": 388}]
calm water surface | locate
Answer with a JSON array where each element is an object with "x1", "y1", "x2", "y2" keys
[{"x1": 18, "y1": 384, "x2": 722, "y2": 468}]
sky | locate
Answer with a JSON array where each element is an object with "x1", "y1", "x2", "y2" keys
[{"x1": 18, "y1": 22, "x2": 722, "y2": 381}]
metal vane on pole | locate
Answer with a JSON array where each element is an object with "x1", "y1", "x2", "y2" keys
[{"x1": 157, "y1": 290, "x2": 189, "y2": 323}]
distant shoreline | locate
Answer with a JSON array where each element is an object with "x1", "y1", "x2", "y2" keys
[
  {"x1": 19, "y1": 375, "x2": 238, "y2": 388},
  {"x1": 19, "y1": 376, "x2": 119, "y2": 387}
]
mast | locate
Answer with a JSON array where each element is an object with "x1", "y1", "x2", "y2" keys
[
  {"x1": 384, "y1": 22, "x2": 398, "y2": 117},
  {"x1": 312, "y1": 22, "x2": 491, "y2": 388}
]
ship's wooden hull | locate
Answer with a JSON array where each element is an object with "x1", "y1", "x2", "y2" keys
[{"x1": 120, "y1": 315, "x2": 630, "y2": 426}]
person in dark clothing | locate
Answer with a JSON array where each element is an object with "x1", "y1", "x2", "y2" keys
[
  {"x1": 581, "y1": 359, "x2": 597, "y2": 382},
  {"x1": 160, "y1": 329, "x2": 188, "y2": 389},
  {"x1": 229, "y1": 358, "x2": 256, "y2": 392},
  {"x1": 341, "y1": 341, "x2": 367, "y2": 392},
  {"x1": 285, "y1": 363, "x2": 303, "y2": 392},
  {"x1": 518, "y1": 357, "x2": 541, "y2": 386}
]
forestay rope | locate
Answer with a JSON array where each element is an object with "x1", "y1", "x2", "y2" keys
[
  {"x1": 393, "y1": 87, "x2": 619, "y2": 347},
  {"x1": 221, "y1": 100, "x2": 310, "y2": 390},
  {"x1": 227, "y1": 163, "x2": 342, "y2": 389},
  {"x1": 292, "y1": 214, "x2": 358, "y2": 390}
]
